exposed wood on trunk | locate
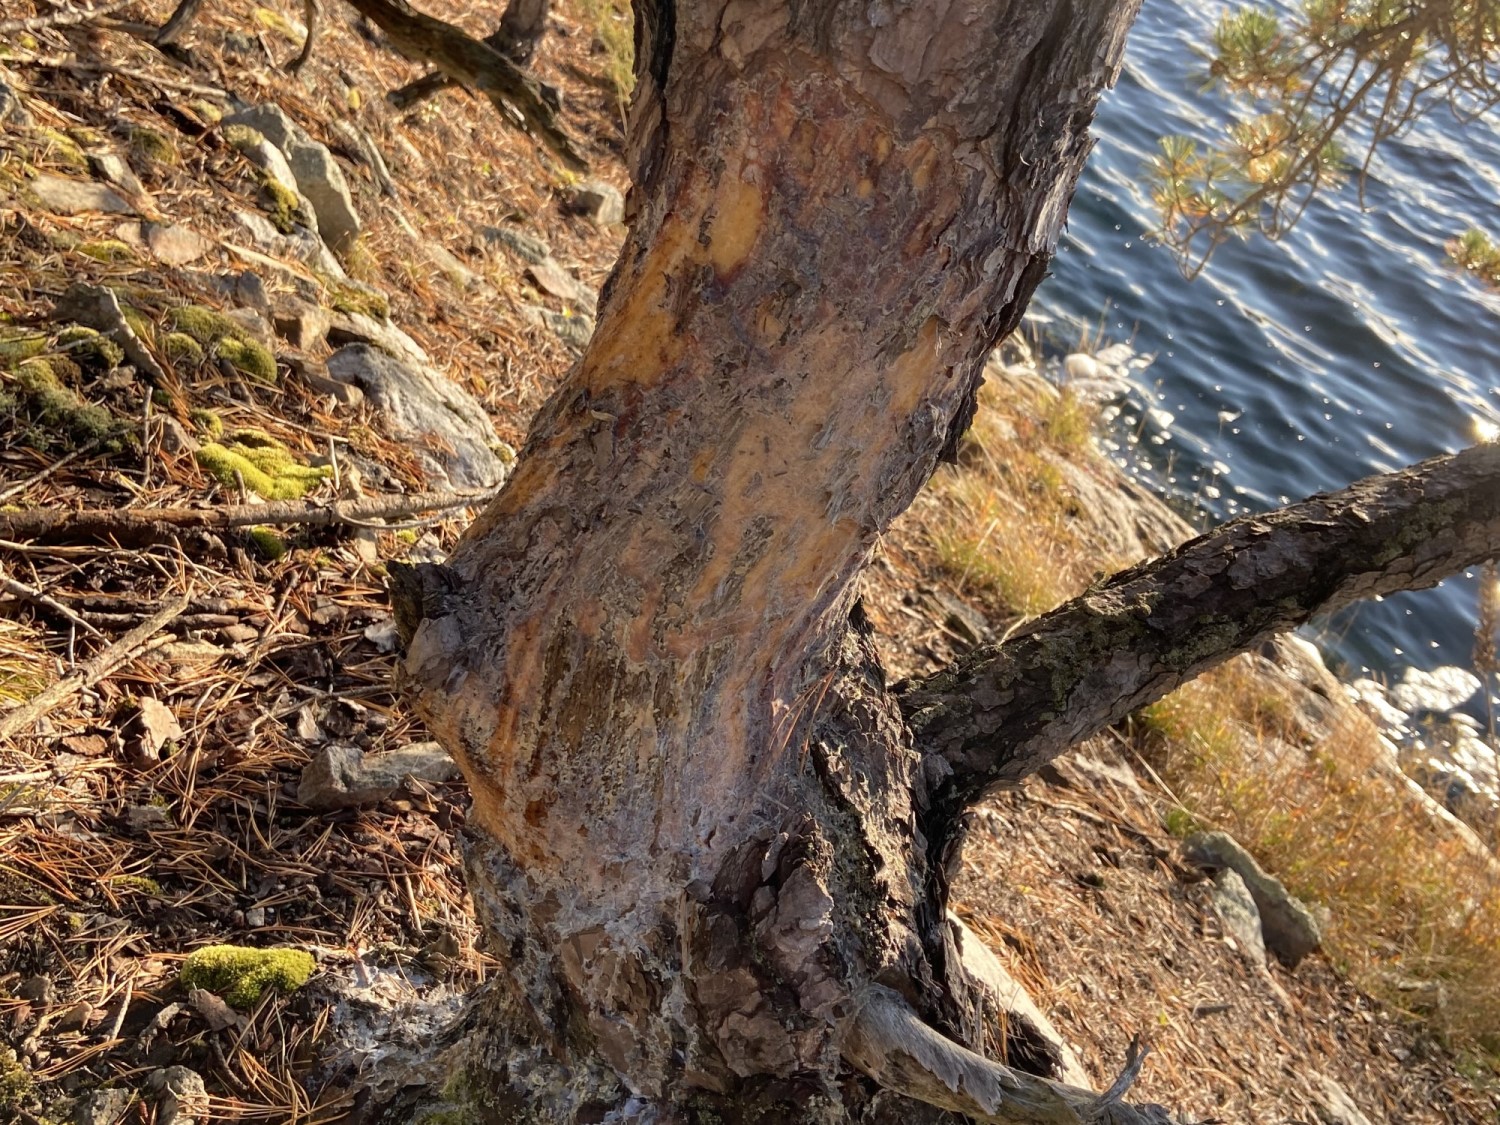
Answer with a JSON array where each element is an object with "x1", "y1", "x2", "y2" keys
[
  {"x1": 900, "y1": 444, "x2": 1500, "y2": 814},
  {"x1": 395, "y1": 0, "x2": 1145, "y2": 1118},
  {"x1": 343, "y1": 0, "x2": 584, "y2": 169}
]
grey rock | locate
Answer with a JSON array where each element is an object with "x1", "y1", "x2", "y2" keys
[
  {"x1": 325, "y1": 345, "x2": 505, "y2": 489},
  {"x1": 298, "y1": 741, "x2": 460, "y2": 809},
  {"x1": 564, "y1": 179, "x2": 625, "y2": 225},
  {"x1": 158, "y1": 416, "x2": 199, "y2": 455},
  {"x1": 1390, "y1": 665, "x2": 1481, "y2": 715},
  {"x1": 31, "y1": 174, "x2": 132, "y2": 215},
  {"x1": 233, "y1": 209, "x2": 345, "y2": 279},
  {"x1": 526, "y1": 256, "x2": 597, "y2": 311},
  {"x1": 73, "y1": 1087, "x2": 134, "y2": 1125},
  {"x1": 149, "y1": 1066, "x2": 207, "y2": 1125},
  {"x1": 1209, "y1": 868, "x2": 1266, "y2": 966},
  {"x1": 225, "y1": 104, "x2": 361, "y2": 253},
  {"x1": 74, "y1": 1086, "x2": 137, "y2": 1125},
  {"x1": 88, "y1": 152, "x2": 148, "y2": 200},
  {"x1": 144, "y1": 222, "x2": 212, "y2": 266},
  {"x1": 481, "y1": 224, "x2": 550, "y2": 264},
  {"x1": 1309, "y1": 1072, "x2": 1375, "y2": 1125},
  {"x1": 53, "y1": 282, "x2": 167, "y2": 382},
  {"x1": 326, "y1": 310, "x2": 430, "y2": 367},
  {"x1": 224, "y1": 307, "x2": 276, "y2": 349},
  {"x1": 0, "y1": 74, "x2": 31, "y2": 127},
  {"x1": 271, "y1": 297, "x2": 332, "y2": 350},
  {"x1": 1183, "y1": 831, "x2": 1322, "y2": 967},
  {"x1": 282, "y1": 353, "x2": 363, "y2": 407}
]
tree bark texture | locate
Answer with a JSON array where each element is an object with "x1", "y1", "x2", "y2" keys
[{"x1": 396, "y1": 0, "x2": 1147, "y2": 1118}]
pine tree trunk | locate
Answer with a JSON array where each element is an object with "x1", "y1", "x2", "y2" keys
[
  {"x1": 383, "y1": 1, "x2": 1500, "y2": 1121},
  {"x1": 391, "y1": 0, "x2": 1148, "y2": 1118}
]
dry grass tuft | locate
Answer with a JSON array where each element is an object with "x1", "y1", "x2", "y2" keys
[{"x1": 1140, "y1": 661, "x2": 1500, "y2": 1057}]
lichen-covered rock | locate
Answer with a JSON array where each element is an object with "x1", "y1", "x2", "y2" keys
[
  {"x1": 30, "y1": 174, "x2": 131, "y2": 215},
  {"x1": 223, "y1": 104, "x2": 361, "y2": 253},
  {"x1": 166, "y1": 305, "x2": 277, "y2": 382},
  {"x1": 177, "y1": 944, "x2": 315, "y2": 1008},
  {"x1": 325, "y1": 344, "x2": 507, "y2": 489}
]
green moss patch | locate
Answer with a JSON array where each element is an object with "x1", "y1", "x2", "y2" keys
[
  {"x1": 76, "y1": 238, "x2": 137, "y2": 263},
  {"x1": 32, "y1": 126, "x2": 88, "y2": 171},
  {"x1": 127, "y1": 125, "x2": 178, "y2": 167},
  {"x1": 163, "y1": 331, "x2": 206, "y2": 368},
  {"x1": 324, "y1": 278, "x2": 390, "y2": 320},
  {"x1": 1, "y1": 358, "x2": 129, "y2": 452},
  {"x1": 55, "y1": 325, "x2": 125, "y2": 371},
  {"x1": 188, "y1": 406, "x2": 223, "y2": 437},
  {"x1": 0, "y1": 332, "x2": 47, "y2": 366},
  {"x1": 178, "y1": 944, "x2": 314, "y2": 1008},
  {"x1": 166, "y1": 305, "x2": 277, "y2": 383},
  {"x1": 196, "y1": 429, "x2": 331, "y2": 499}
]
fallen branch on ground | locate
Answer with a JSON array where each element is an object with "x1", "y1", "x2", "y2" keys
[
  {"x1": 0, "y1": 487, "x2": 498, "y2": 546},
  {"x1": 0, "y1": 0, "x2": 135, "y2": 34},
  {"x1": 0, "y1": 594, "x2": 189, "y2": 741}
]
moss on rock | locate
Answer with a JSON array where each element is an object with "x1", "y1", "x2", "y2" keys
[
  {"x1": 162, "y1": 331, "x2": 206, "y2": 367},
  {"x1": 258, "y1": 173, "x2": 307, "y2": 234},
  {"x1": 55, "y1": 325, "x2": 125, "y2": 371},
  {"x1": 166, "y1": 305, "x2": 278, "y2": 383},
  {"x1": 325, "y1": 278, "x2": 390, "y2": 320},
  {"x1": 2, "y1": 358, "x2": 128, "y2": 451},
  {"x1": 32, "y1": 126, "x2": 88, "y2": 170},
  {"x1": 246, "y1": 526, "x2": 287, "y2": 559},
  {"x1": 127, "y1": 125, "x2": 177, "y2": 167},
  {"x1": 188, "y1": 407, "x2": 223, "y2": 437},
  {"x1": 76, "y1": 238, "x2": 136, "y2": 264},
  {"x1": 0, "y1": 332, "x2": 48, "y2": 367},
  {"x1": 196, "y1": 429, "x2": 331, "y2": 499},
  {"x1": 178, "y1": 944, "x2": 314, "y2": 1008}
]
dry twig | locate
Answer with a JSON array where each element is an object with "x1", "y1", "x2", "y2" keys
[{"x1": 0, "y1": 0, "x2": 135, "y2": 33}]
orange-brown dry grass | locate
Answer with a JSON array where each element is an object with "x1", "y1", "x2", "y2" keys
[{"x1": 1141, "y1": 663, "x2": 1500, "y2": 1056}]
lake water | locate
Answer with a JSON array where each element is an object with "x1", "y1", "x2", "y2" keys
[{"x1": 1032, "y1": 0, "x2": 1500, "y2": 684}]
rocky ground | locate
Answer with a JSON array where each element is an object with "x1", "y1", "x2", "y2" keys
[{"x1": 0, "y1": 1, "x2": 1496, "y2": 1122}]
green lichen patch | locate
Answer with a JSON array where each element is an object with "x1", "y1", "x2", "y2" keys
[
  {"x1": 324, "y1": 278, "x2": 390, "y2": 320},
  {"x1": 166, "y1": 305, "x2": 278, "y2": 383},
  {"x1": 0, "y1": 1045, "x2": 34, "y2": 1109},
  {"x1": 55, "y1": 325, "x2": 125, "y2": 371},
  {"x1": 110, "y1": 873, "x2": 163, "y2": 896},
  {"x1": 246, "y1": 526, "x2": 287, "y2": 560},
  {"x1": 127, "y1": 125, "x2": 178, "y2": 167},
  {"x1": 31, "y1": 126, "x2": 88, "y2": 170},
  {"x1": 0, "y1": 331, "x2": 48, "y2": 367},
  {"x1": 1, "y1": 358, "x2": 130, "y2": 452},
  {"x1": 76, "y1": 238, "x2": 137, "y2": 264},
  {"x1": 178, "y1": 944, "x2": 315, "y2": 1009},
  {"x1": 195, "y1": 429, "x2": 331, "y2": 499},
  {"x1": 258, "y1": 173, "x2": 308, "y2": 235}
]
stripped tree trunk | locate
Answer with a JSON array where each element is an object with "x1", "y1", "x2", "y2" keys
[{"x1": 383, "y1": 1, "x2": 1500, "y2": 1121}]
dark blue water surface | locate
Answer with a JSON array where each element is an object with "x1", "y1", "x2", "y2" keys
[{"x1": 1032, "y1": 0, "x2": 1500, "y2": 680}]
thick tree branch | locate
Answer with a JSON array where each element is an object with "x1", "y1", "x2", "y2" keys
[
  {"x1": 386, "y1": 0, "x2": 549, "y2": 109},
  {"x1": 900, "y1": 443, "x2": 1500, "y2": 811},
  {"x1": 343, "y1": 0, "x2": 584, "y2": 170}
]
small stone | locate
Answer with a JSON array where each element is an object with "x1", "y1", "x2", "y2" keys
[
  {"x1": 243, "y1": 906, "x2": 267, "y2": 929},
  {"x1": 225, "y1": 307, "x2": 276, "y2": 349},
  {"x1": 124, "y1": 804, "x2": 172, "y2": 832},
  {"x1": 157, "y1": 416, "x2": 199, "y2": 455},
  {"x1": 563, "y1": 179, "x2": 625, "y2": 225},
  {"x1": 270, "y1": 297, "x2": 332, "y2": 350},
  {"x1": 72, "y1": 1086, "x2": 135, "y2": 1125},
  {"x1": 149, "y1": 1065, "x2": 208, "y2": 1125},
  {"x1": 283, "y1": 352, "x2": 364, "y2": 407},
  {"x1": 144, "y1": 222, "x2": 212, "y2": 266},
  {"x1": 1309, "y1": 1072, "x2": 1375, "y2": 1125},
  {"x1": 88, "y1": 152, "x2": 149, "y2": 200},
  {"x1": 234, "y1": 272, "x2": 271, "y2": 311},
  {"x1": 297, "y1": 741, "x2": 460, "y2": 809},
  {"x1": 0, "y1": 74, "x2": 32, "y2": 127},
  {"x1": 538, "y1": 307, "x2": 594, "y2": 351},
  {"x1": 18, "y1": 976, "x2": 55, "y2": 1004},
  {"x1": 31, "y1": 174, "x2": 132, "y2": 215},
  {"x1": 53, "y1": 1000, "x2": 95, "y2": 1032},
  {"x1": 526, "y1": 256, "x2": 597, "y2": 311},
  {"x1": 352, "y1": 528, "x2": 380, "y2": 564}
]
